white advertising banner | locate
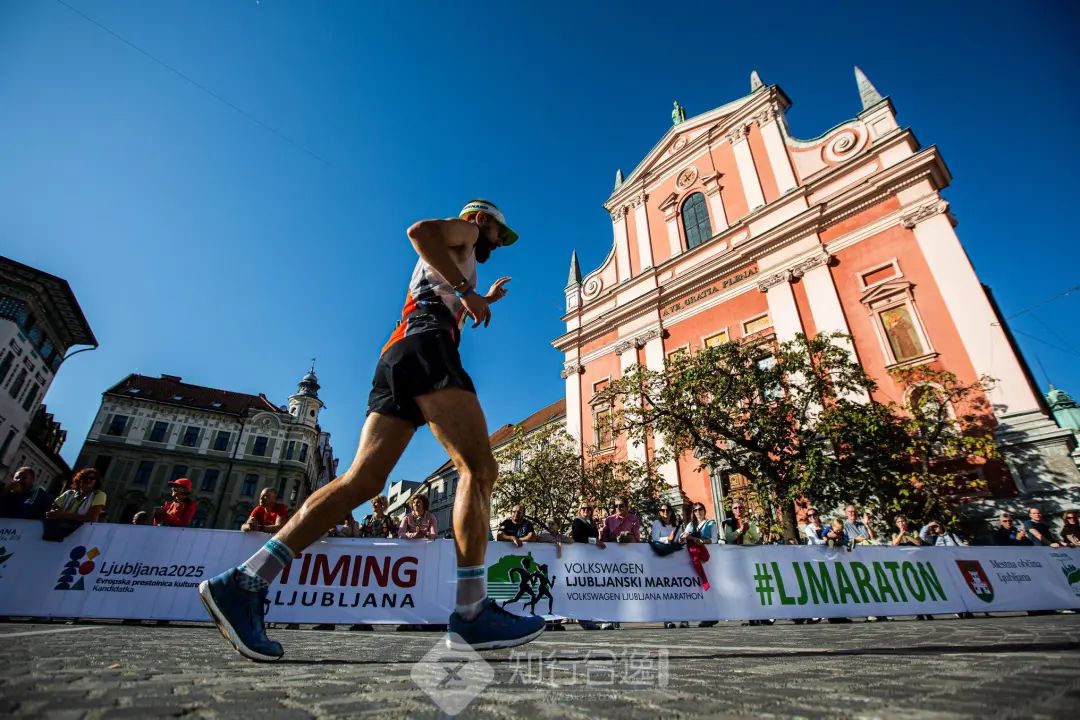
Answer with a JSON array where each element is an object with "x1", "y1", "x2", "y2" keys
[{"x1": 0, "y1": 520, "x2": 1077, "y2": 623}]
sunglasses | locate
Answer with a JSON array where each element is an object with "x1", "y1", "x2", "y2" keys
[
  {"x1": 659, "y1": 508, "x2": 670, "y2": 513},
  {"x1": 614, "y1": 503, "x2": 626, "y2": 508},
  {"x1": 694, "y1": 507, "x2": 706, "y2": 512},
  {"x1": 732, "y1": 506, "x2": 744, "y2": 510}
]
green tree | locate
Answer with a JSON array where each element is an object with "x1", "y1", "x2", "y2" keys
[
  {"x1": 879, "y1": 365, "x2": 998, "y2": 527},
  {"x1": 600, "y1": 332, "x2": 894, "y2": 541},
  {"x1": 491, "y1": 421, "x2": 665, "y2": 530}
]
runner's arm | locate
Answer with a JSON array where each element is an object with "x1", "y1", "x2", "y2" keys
[{"x1": 406, "y1": 218, "x2": 476, "y2": 289}]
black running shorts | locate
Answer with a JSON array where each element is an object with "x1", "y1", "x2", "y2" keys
[{"x1": 367, "y1": 330, "x2": 476, "y2": 428}]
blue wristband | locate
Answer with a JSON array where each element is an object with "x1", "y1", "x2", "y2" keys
[{"x1": 454, "y1": 287, "x2": 475, "y2": 299}]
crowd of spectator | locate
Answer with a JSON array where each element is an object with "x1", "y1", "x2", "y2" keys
[{"x1": 3, "y1": 465, "x2": 1079, "y2": 554}]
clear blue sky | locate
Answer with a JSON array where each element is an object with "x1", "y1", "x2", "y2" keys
[{"x1": 3, "y1": 1, "x2": 1078, "y2": 515}]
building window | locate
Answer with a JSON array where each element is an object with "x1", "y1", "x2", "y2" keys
[
  {"x1": 594, "y1": 408, "x2": 614, "y2": 450},
  {"x1": 879, "y1": 305, "x2": 927, "y2": 363},
  {"x1": 667, "y1": 346, "x2": 690, "y2": 362},
  {"x1": 7, "y1": 368, "x2": 27, "y2": 399},
  {"x1": 26, "y1": 324, "x2": 43, "y2": 348},
  {"x1": 299, "y1": 443, "x2": 308, "y2": 462},
  {"x1": 277, "y1": 477, "x2": 287, "y2": 497},
  {"x1": 756, "y1": 355, "x2": 782, "y2": 401},
  {"x1": 233, "y1": 512, "x2": 249, "y2": 530},
  {"x1": 133, "y1": 460, "x2": 154, "y2": 486},
  {"x1": 253, "y1": 436, "x2": 268, "y2": 456},
  {"x1": 201, "y1": 468, "x2": 219, "y2": 492},
  {"x1": 704, "y1": 330, "x2": 730, "y2": 348},
  {"x1": 94, "y1": 454, "x2": 113, "y2": 478},
  {"x1": 149, "y1": 421, "x2": 169, "y2": 443},
  {"x1": 285, "y1": 441, "x2": 295, "y2": 460},
  {"x1": 742, "y1": 313, "x2": 772, "y2": 336},
  {"x1": 182, "y1": 425, "x2": 200, "y2": 447},
  {"x1": 0, "y1": 429, "x2": 15, "y2": 460},
  {"x1": 213, "y1": 431, "x2": 230, "y2": 452},
  {"x1": 106, "y1": 414, "x2": 129, "y2": 436},
  {"x1": 169, "y1": 465, "x2": 188, "y2": 482},
  {"x1": 21, "y1": 383, "x2": 39, "y2": 412},
  {"x1": 682, "y1": 192, "x2": 712, "y2": 250},
  {"x1": 241, "y1": 474, "x2": 258, "y2": 496},
  {"x1": 0, "y1": 352, "x2": 13, "y2": 386}
]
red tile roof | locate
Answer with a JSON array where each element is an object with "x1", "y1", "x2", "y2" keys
[{"x1": 104, "y1": 373, "x2": 283, "y2": 416}]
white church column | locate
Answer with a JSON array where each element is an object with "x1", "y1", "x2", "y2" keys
[
  {"x1": 618, "y1": 341, "x2": 647, "y2": 465},
  {"x1": 757, "y1": 271, "x2": 802, "y2": 341},
  {"x1": 643, "y1": 333, "x2": 679, "y2": 488},
  {"x1": 611, "y1": 207, "x2": 632, "y2": 282},
  {"x1": 755, "y1": 105, "x2": 798, "y2": 195},
  {"x1": 701, "y1": 173, "x2": 729, "y2": 232},
  {"x1": 797, "y1": 253, "x2": 869, "y2": 402},
  {"x1": 728, "y1": 124, "x2": 765, "y2": 212},
  {"x1": 905, "y1": 201, "x2": 1040, "y2": 416},
  {"x1": 631, "y1": 194, "x2": 654, "y2": 270},
  {"x1": 562, "y1": 362, "x2": 583, "y2": 451}
]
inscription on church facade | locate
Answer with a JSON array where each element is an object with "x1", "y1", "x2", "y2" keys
[{"x1": 661, "y1": 264, "x2": 758, "y2": 318}]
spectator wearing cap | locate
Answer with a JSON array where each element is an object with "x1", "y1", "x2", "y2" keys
[
  {"x1": 242, "y1": 488, "x2": 290, "y2": 534},
  {"x1": 154, "y1": 477, "x2": 198, "y2": 527}
]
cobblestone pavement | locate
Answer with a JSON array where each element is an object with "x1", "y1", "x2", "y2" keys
[{"x1": 1, "y1": 614, "x2": 1078, "y2": 719}]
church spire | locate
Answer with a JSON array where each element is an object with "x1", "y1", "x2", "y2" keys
[
  {"x1": 567, "y1": 251, "x2": 582, "y2": 288},
  {"x1": 750, "y1": 70, "x2": 764, "y2": 92},
  {"x1": 854, "y1": 66, "x2": 884, "y2": 110}
]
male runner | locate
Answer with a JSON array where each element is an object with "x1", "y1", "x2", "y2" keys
[{"x1": 198, "y1": 200, "x2": 545, "y2": 660}]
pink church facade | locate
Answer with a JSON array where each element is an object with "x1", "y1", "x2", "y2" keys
[{"x1": 553, "y1": 69, "x2": 1079, "y2": 519}]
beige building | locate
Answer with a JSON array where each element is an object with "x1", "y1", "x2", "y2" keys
[{"x1": 73, "y1": 368, "x2": 337, "y2": 528}]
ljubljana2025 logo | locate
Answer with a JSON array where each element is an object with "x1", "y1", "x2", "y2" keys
[{"x1": 55, "y1": 545, "x2": 102, "y2": 591}]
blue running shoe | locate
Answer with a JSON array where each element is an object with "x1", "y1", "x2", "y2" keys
[
  {"x1": 446, "y1": 598, "x2": 545, "y2": 651},
  {"x1": 198, "y1": 569, "x2": 283, "y2": 662}
]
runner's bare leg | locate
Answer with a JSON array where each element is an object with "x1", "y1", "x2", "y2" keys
[
  {"x1": 275, "y1": 412, "x2": 415, "y2": 553},
  {"x1": 415, "y1": 388, "x2": 497, "y2": 571}
]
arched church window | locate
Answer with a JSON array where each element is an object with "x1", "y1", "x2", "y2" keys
[{"x1": 682, "y1": 192, "x2": 712, "y2": 250}]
